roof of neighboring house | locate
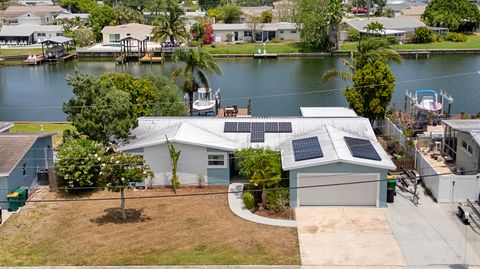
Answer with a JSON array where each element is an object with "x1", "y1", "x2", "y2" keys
[
  {"x1": 0, "y1": 122, "x2": 14, "y2": 132},
  {"x1": 119, "y1": 111, "x2": 395, "y2": 170},
  {"x1": 300, "y1": 107, "x2": 358, "y2": 118},
  {"x1": 400, "y1": 4, "x2": 427, "y2": 17},
  {"x1": 213, "y1": 22, "x2": 297, "y2": 31},
  {"x1": 39, "y1": 36, "x2": 74, "y2": 44},
  {"x1": 55, "y1": 13, "x2": 90, "y2": 20},
  {"x1": 101, "y1": 23, "x2": 154, "y2": 36},
  {"x1": 241, "y1": 6, "x2": 273, "y2": 16},
  {"x1": 0, "y1": 133, "x2": 53, "y2": 177},
  {"x1": 0, "y1": 24, "x2": 63, "y2": 37},
  {"x1": 442, "y1": 119, "x2": 480, "y2": 147},
  {"x1": 344, "y1": 17, "x2": 425, "y2": 31},
  {"x1": 3, "y1": 5, "x2": 65, "y2": 19}
]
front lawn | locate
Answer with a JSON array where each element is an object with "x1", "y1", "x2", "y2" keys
[
  {"x1": 9, "y1": 122, "x2": 75, "y2": 148},
  {"x1": 200, "y1": 42, "x2": 309, "y2": 54},
  {"x1": 0, "y1": 48, "x2": 43, "y2": 56},
  {"x1": 339, "y1": 35, "x2": 480, "y2": 51},
  {"x1": 0, "y1": 188, "x2": 300, "y2": 265}
]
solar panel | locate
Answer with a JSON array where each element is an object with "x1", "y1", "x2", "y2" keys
[
  {"x1": 265, "y1": 122, "x2": 279, "y2": 133},
  {"x1": 252, "y1": 122, "x2": 265, "y2": 132},
  {"x1": 251, "y1": 131, "x2": 265, "y2": 143},
  {"x1": 344, "y1": 136, "x2": 381, "y2": 161},
  {"x1": 237, "y1": 122, "x2": 252, "y2": 133},
  {"x1": 224, "y1": 122, "x2": 238, "y2": 133},
  {"x1": 278, "y1": 122, "x2": 292, "y2": 133},
  {"x1": 292, "y1": 137, "x2": 323, "y2": 161}
]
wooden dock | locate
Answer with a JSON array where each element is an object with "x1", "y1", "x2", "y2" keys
[
  {"x1": 217, "y1": 108, "x2": 250, "y2": 117},
  {"x1": 22, "y1": 55, "x2": 44, "y2": 65},
  {"x1": 253, "y1": 53, "x2": 278, "y2": 59},
  {"x1": 139, "y1": 54, "x2": 164, "y2": 64}
]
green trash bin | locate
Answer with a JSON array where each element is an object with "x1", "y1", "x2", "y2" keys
[
  {"x1": 387, "y1": 175, "x2": 397, "y2": 192},
  {"x1": 14, "y1": 189, "x2": 27, "y2": 207},
  {"x1": 6, "y1": 192, "x2": 20, "y2": 212}
]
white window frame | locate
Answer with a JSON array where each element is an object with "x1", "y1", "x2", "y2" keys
[
  {"x1": 461, "y1": 140, "x2": 473, "y2": 156},
  {"x1": 207, "y1": 153, "x2": 228, "y2": 169}
]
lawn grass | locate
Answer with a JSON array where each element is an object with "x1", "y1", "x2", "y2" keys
[
  {"x1": 0, "y1": 188, "x2": 300, "y2": 265},
  {"x1": 0, "y1": 48, "x2": 43, "y2": 56},
  {"x1": 9, "y1": 122, "x2": 74, "y2": 148},
  {"x1": 200, "y1": 42, "x2": 309, "y2": 54},
  {"x1": 339, "y1": 35, "x2": 480, "y2": 51}
]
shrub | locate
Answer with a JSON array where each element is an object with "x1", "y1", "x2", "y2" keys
[
  {"x1": 386, "y1": 36, "x2": 399, "y2": 45},
  {"x1": 243, "y1": 192, "x2": 255, "y2": 210},
  {"x1": 412, "y1": 27, "x2": 437, "y2": 43},
  {"x1": 347, "y1": 28, "x2": 360, "y2": 42},
  {"x1": 188, "y1": 40, "x2": 202, "y2": 47},
  {"x1": 265, "y1": 189, "x2": 289, "y2": 213},
  {"x1": 446, "y1": 32, "x2": 467, "y2": 42}
]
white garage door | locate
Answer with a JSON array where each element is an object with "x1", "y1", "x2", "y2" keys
[{"x1": 297, "y1": 173, "x2": 379, "y2": 206}]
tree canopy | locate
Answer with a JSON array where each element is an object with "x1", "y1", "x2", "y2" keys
[
  {"x1": 294, "y1": 0, "x2": 328, "y2": 51},
  {"x1": 422, "y1": 0, "x2": 480, "y2": 31},
  {"x1": 219, "y1": 4, "x2": 242, "y2": 24},
  {"x1": 89, "y1": 5, "x2": 117, "y2": 41},
  {"x1": 152, "y1": 0, "x2": 188, "y2": 44},
  {"x1": 199, "y1": 0, "x2": 221, "y2": 10}
]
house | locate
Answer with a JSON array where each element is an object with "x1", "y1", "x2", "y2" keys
[
  {"x1": 398, "y1": 4, "x2": 427, "y2": 20},
  {"x1": 0, "y1": 131, "x2": 54, "y2": 208},
  {"x1": 241, "y1": 6, "x2": 273, "y2": 22},
  {"x1": 344, "y1": 17, "x2": 426, "y2": 38},
  {"x1": 442, "y1": 119, "x2": 480, "y2": 174},
  {"x1": 1, "y1": 5, "x2": 66, "y2": 25},
  {"x1": 212, "y1": 22, "x2": 299, "y2": 42},
  {"x1": 55, "y1": 13, "x2": 90, "y2": 25},
  {"x1": 17, "y1": 0, "x2": 55, "y2": 5},
  {"x1": 0, "y1": 24, "x2": 64, "y2": 45},
  {"x1": 143, "y1": 11, "x2": 205, "y2": 25},
  {"x1": 118, "y1": 107, "x2": 395, "y2": 207},
  {"x1": 101, "y1": 23, "x2": 154, "y2": 45}
]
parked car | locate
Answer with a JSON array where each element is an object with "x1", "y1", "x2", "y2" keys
[{"x1": 352, "y1": 6, "x2": 367, "y2": 14}]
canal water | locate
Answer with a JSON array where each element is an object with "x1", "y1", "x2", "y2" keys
[{"x1": 0, "y1": 54, "x2": 479, "y2": 121}]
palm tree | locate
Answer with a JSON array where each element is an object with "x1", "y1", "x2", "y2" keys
[
  {"x1": 326, "y1": 0, "x2": 344, "y2": 52},
  {"x1": 151, "y1": 0, "x2": 189, "y2": 45},
  {"x1": 172, "y1": 49, "x2": 222, "y2": 115},
  {"x1": 363, "y1": 21, "x2": 386, "y2": 35}
]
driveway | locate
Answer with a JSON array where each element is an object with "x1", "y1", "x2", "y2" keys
[
  {"x1": 383, "y1": 189, "x2": 480, "y2": 267},
  {"x1": 295, "y1": 207, "x2": 406, "y2": 266}
]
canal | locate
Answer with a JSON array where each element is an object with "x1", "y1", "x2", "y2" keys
[{"x1": 0, "y1": 54, "x2": 479, "y2": 121}]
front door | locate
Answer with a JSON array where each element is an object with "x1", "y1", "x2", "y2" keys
[{"x1": 234, "y1": 31, "x2": 239, "y2": 41}]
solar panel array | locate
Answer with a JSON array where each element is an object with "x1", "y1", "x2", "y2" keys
[
  {"x1": 344, "y1": 136, "x2": 381, "y2": 161},
  {"x1": 292, "y1": 137, "x2": 323, "y2": 162},
  {"x1": 224, "y1": 121, "x2": 292, "y2": 143}
]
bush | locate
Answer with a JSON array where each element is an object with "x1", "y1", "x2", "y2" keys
[
  {"x1": 243, "y1": 192, "x2": 255, "y2": 210},
  {"x1": 386, "y1": 36, "x2": 399, "y2": 45},
  {"x1": 265, "y1": 189, "x2": 289, "y2": 213},
  {"x1": 347, "y1": 28, "x2": 360, "y2": 42},
  {"x1": 412, "y1": 27, "x2": 438, "y2": 43},
  {"x1": 446, "y1": 32, "x2": 467, "y2": 42},
  {"x1": 188, "y1": 40, "x2": 202, "y2": 47}
]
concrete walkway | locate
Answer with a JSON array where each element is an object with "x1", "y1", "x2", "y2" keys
[{"x1": 228, "y1": 183, "x2": 296, "y2": 227}]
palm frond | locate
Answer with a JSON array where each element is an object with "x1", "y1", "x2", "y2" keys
[{"x1": 322, "y1": 69, "x2": 352, "y2": 81}]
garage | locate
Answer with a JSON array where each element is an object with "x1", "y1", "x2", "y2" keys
[{"x1": 297, "y1": 173, "x2": 379, "y2": 206}]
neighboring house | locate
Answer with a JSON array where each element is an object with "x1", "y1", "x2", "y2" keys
[
  {"x1": 213, "y1": 22, "x2": 299, "y2": 42},
  {"x1": 442, "y1": 120, "x2": 480, "y2": 174},
  {"x1": 0, "y1": 122, "x2": 14, "y2": 133},
  {"x1": 1, "y1": 5, "x2": 66, "y2": 25},
  {"x1": 119, "y1": 107, "x2": 395, "y2": 207},
  {"x1": 384, "y1": 0, "x2": 411, "y2": 18},
  {"x1": 0, "y1": 133, "x2": 54, "y2": 208},
  {"x1": 143, "y1": 11, "x2": 205, "y2": 25},
  {"x1": 16, "y1": 0, "x2": 55, "y2": 5},
  {"x1": 101, "y1": 23, "x2": 154, "y2": 45},
  {"x1": 0, "y1": 24, "x2": 64, "y2": 45},
  {"x1": 241, "y1": 6, "x2": 273, "y2": 22},
  {"x1": 344, "y1": 17, "x2": 425, "y2": 37},
  {"x1": 55, "y1": 13, "x2": 90, "y2": 25},
  {"x1": 272, "y1": 0, "x2": 295, "y2": 22},
  {"x1": 398, "y1": 4, "x2": 427, "y2": 20}
]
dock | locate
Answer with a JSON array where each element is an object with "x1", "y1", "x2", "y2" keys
[
  {"x1": 253, "y1": 53, "x2": 278, "y2": 59},
  {"x1": 139, "y1": 54, "x2": 164, "y2": 64},
  {"x1": 22, "y1": 55, "x2": 44, "y2": 65},
  {"x1": 217, "y1": 108, "x2": 250, "y2": 117}
]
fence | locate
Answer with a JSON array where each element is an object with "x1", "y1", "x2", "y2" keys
[{"x1": 377, "y1": 117, "x2": 406, "y2": 145}]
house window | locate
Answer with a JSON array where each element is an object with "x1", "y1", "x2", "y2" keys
[
  {"x1": 37, "y1": 33, "x2": 46, "y2": 37},
  {"x1": 279, "y1": 30, "x2": 284, "y2": 33},
  {"x1": 109, "y1": 33, "x2": 120, "y2": 43},
  {"x1": 22, "y1": 163, "x2": 27, "y2": 176},
  {"x1": 462, "y1": 140, "x2": 473, "y2": 154},
  {"x1": 56, "y1": 33, "x2": 63, "y2": 36},
  {"x1": 244, "y1": 31, "x2": 252, "y2": 37},
  {"x1": 208, "y1": 153, "x2": 227, "y2": 168},
  {"x1": 290, "y1": 30, "x2": 297, "y2": 33}
]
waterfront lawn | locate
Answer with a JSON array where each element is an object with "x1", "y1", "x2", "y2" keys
[
  {"x1": 0, "y1": 48, "x2": 43, "y2": 56},
  {"x1": 339, "y1": 35, "x2": 480, "y2": 51},
  {"x1": 0, "y1": 188, "x2": 300, "y2": 265},
  {"x1": 200, "y1": 42, "x2": 310, "y2": 54},
  {"x1": 10, "y1": 122, "x2": 74, "y2": 148}
]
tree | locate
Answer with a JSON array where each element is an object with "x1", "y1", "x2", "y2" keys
[
  {"x1": 199, "y1": 0, "x2": 221, "y2": 10},
  {"x1": 373, "y1": 0, "x2": 386, "y2": 14},
  {"x1": 146, "y1": 76, "x2": 189, "y2": 116},
  {"x1": 363, "y1": 21, "x2": 385, "y2": 35},
  {"x1": 66, "y1": 27, "x2": 94, "y2": 47},
  {"x1": 56, "y1": 138, "x2": 105, "y2": 189},
  {"x1": 219, "y1": 4, "x2": 242, "y2": 24},
  {"x1": 100, "y1": 152, "x2": 153, "y2": 220},
  {"x1": 294, "y1": 0, "x2": 328, "y2": 51},
  {"x1": 190, "y1": 22, "x2": 204, "y2": 41},
  {"x1": 152, "y1": 0, "x2": 189, "y2": 45},
  {"x1": 412, "y1": 26, "x2": 437, "y2": 44},
  {"x1": 166, "y1": 137, "x2": 181, "y2": 193},
  {"x1": 235, "y1": 148, "x2": 282, "y2": 206},
  {"x1": 422, "y1": 0, "x2": 480, "y2": 31},
  {"x1": 89, "y1": 5, "x2": 117, "y2": 41},
  {"x1": 114, "y1": 5, "x2": 145, "y2": 24},
  {"x1": 104, "y1": 0, "x2": 152, "y2": 11},
  {"x1": 247, "y1": 15, "x2": 263, "y2": 42},
  {"x1": 146, "y1": 0, "x2": 164, "y2": 14},
  {"x1": 260, "y1": 10, "x2": 273, "y2": 23},
  {"x1": 172, "y1": 49, "x2": 222, "y2": 115},
  {"x1": 59, "y1": 0, "x2": 97, "y2": 13},
  {"x1": 202, "y1": 20, "x2": 214, "y2": 44},
  {"x1": 326, "y1": 0, "x2": 344, "y2": 52}
]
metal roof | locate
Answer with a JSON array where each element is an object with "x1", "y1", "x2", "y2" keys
[
  {"x1": 300, "y1": 107, "x2": 358, "y2": 118},
  {"x1": 442, "y1": 119, "x2": 480, "y2": 131},
  {"x1": 40, "y1": 36, "x2": 73, "y2": 44},
  {"x1": 55, "y1": 13, "x2": 90, "y2": 20},
  {"x1": 0, "y1": 122, "x2": 14, "y2": 132},
  {"x1": 344, "y1": 17, "x2": 425, "y2": 31},
  {"x1": 0, "y1": 24, "x2": 63, "y2": 37},
  {"x1": 213, "y1": 22, "x2": 297, "y2": 31}
]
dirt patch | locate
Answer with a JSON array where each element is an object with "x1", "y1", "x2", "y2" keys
[
  {"x1": 0, "y1": 188, "x2": 299, "y2": 266},
  {"x1": 254, "y1": 208, "x2": 295, "y2": 220}
]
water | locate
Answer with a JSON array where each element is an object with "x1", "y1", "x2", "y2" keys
[{"x1": 0, "y1": 55, "x2": 479, "y2": 121}]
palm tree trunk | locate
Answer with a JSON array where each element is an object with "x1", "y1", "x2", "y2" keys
[
  {"x1": 120, "y1": 188, "x2": 126, "y2": 220},
  {"x1": 189, "y1": 92, "x2": 194, "y2": 116},
  {"x1": 170, "y1": 36, "x2": 175, "y2": 46}
]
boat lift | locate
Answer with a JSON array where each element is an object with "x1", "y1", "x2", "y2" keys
[{"x1": 404, "y1": 89, "x2": 454, "y2": 127}]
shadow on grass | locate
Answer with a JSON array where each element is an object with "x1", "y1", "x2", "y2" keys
[
  {"x1": 55, "y1": 189, "x2": 101, "y2": 199},
  {"x1": 90, "y1": 207, "x2": 152, "y2": 225}
]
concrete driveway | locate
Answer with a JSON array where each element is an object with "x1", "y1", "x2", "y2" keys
[{"x1": 295, "y1": 207, "x2": 406, "y2": 266}]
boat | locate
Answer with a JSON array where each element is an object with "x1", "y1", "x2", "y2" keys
[
  {"x1": 413, "y1": 90, "x2": 443, "y2": 113},
  {"x1": 189, "y1": 88, "x2": 220, "y2": 115}
]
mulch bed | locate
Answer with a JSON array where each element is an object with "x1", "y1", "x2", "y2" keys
[{"x1": 254, "y1": 208, "x2": 295, "y2": 220}]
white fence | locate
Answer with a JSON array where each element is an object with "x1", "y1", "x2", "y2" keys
[{"x1": 377, "y1": 117, "x2": 406, "y2": 145}]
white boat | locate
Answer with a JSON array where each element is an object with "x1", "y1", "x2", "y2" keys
[
  {"x1": 414, "y1": 90, "x2": 443, "y2": 113},
  {"x1": 190, "y1": 88, "x2": 220, "y2": 114}
]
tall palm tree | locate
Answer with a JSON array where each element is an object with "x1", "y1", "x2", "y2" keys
[
  {"x1": 326, "y1": 0, "x2": 344, "y2": 52},
  {"x1": 151, "y1": 0, "x2": 189, "y2": 45},
  {"x1": 172, "y1": 49, "x2": 222, "y2": 115}
]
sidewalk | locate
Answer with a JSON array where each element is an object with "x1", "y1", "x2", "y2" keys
[{"x1": 228, "y1": 183, "x2": 296, "y2": 227}]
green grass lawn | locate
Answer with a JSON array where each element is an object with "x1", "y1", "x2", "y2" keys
[
  {"x1": 9, "y1": 122, "x2": 74, "y2": 148},
  {"x1": 339, "y1": 35, "x2": 480, "y2": 51},
  {"x1": 200, "y1": 42, "x2": 310, "y2": 54},
  {"x1": 0, "y1": 48, "x2": 43, "y2": 56}
]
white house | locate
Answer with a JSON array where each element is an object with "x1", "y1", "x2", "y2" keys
[
  {"x1": 0, "y1": 24, "x2": 64, "y2": 45},
  {"x1": 101, "y1": 23, "x2": 154, "y2": 45},
  {"x1": 213, "y1": 22, "x2": 299, "y2": 42},
  {"x1": 119, "y1": 107, "x2": 395, "y2": 208}
]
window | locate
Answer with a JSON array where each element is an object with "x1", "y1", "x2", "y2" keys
[
  {"x1": 244, "y1": 31, "x2": 252, "y2": 37},
  {"x1": 462, "y1": 140, "x2": 473, "y2": 154},
  {"x1": 109, "y1": 33, "x2": 120, "y2": 43},
  {"x1": 208, "y1": 153, "x2": 227, "y2": 168},
  {"x1": 22, "y1": 163, "x2": 27, "y2": 176},
  {"x1": 290, "y1": 30, "x2": 297, "y2": 34},
  {"x1": 37, "y1": 33, "x2": 46, "y2": 37},
  {"x1": 279, "y1": 30, "x2": 284, "y2": 33},
  {"x1": 56, "y1": 33, "x2": 63, "y2": 36}
]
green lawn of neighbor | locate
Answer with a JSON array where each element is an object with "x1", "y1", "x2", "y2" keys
[
  {"x1": 200, "y1": 42, "x2": 310, "y2": 54},
  {"x1": 339, "y1": 35, "x2": 480, "y2": 51},
  {"x1": 0, "y1": 48, "x2": 43, "y2": 56},
  {"x1": 10, "y1": 122, "x2": 74, "y2": 148}
]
